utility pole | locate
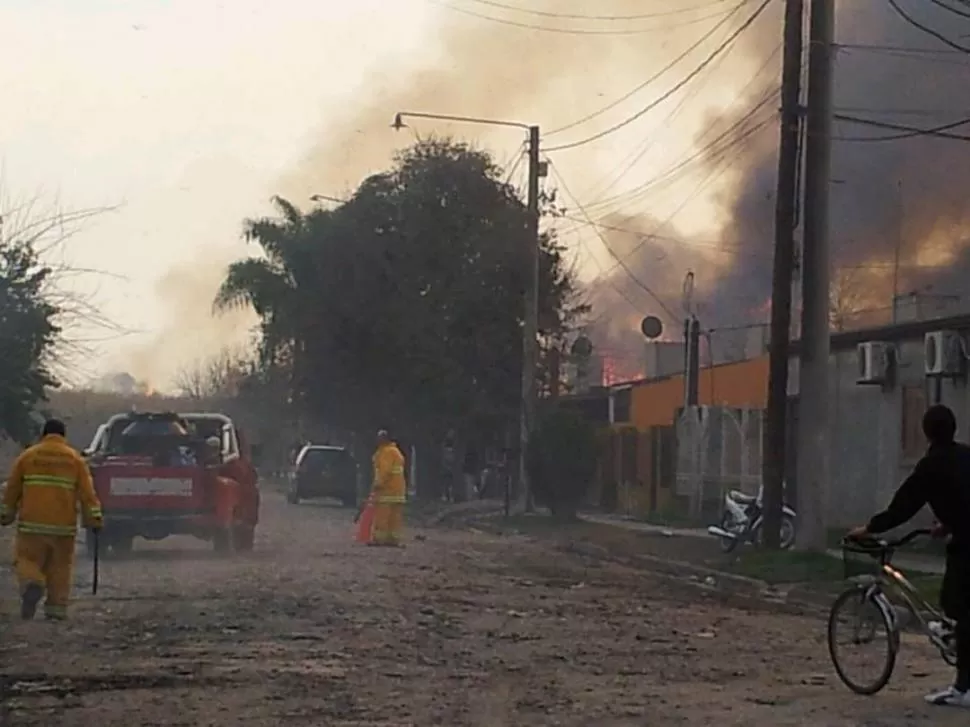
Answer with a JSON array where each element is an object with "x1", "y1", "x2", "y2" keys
[
  {"x1": 795, "y1": 0, "x2": 835, "y2": 552},
  {"x1": 891, "y1": 179, "x2": 903, "y2": 323},
  {"x1": 390, "y1": 111, "x2": 542, "y2": 513},
  {"x1": 762, "y1": 0, "x2": 805, "y2": 548},
  {"x1": 518, "y1": 124, "x2": 542, "y2": 512}
]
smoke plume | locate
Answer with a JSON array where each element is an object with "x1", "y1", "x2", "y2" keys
[{"x1": 587, "y1": 0, "x2": 970, "y2": 366}]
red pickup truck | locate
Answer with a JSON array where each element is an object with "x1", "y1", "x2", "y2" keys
[{"x1": 83, "y1": 411, "x2": 260, "y2": 556}]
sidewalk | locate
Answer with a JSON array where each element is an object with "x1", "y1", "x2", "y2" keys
[{"x1": 581, "y1": 512, "x2": 945, "y2": 576}]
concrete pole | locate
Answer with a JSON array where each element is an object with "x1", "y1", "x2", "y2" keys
[
  {"x1": 761, "y1": 0, "x2": 804, "y2": 548},
  {"x1": 795, "y1": 0, "x2": 835, "y2": 552}
]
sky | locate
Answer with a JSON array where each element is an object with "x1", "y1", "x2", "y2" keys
[{"x1": 0, "y1": 0, "x2": 771, "y2": 389}]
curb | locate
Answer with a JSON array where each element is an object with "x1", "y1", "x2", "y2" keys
[{"x1": 466, "y1": 516, "x2": 830, "y2": 616}]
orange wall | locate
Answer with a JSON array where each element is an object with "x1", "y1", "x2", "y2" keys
[{"x1": 630, "y1": 356, "x2": 768, "y2": 430}]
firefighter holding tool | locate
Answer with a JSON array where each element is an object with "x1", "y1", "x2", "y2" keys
[
  {"x1": 368, "y1": 430, "x2": 407, "y2": 546},
  {"x1": 1, "y1": 419, "x2": 103, "y2": 620}
]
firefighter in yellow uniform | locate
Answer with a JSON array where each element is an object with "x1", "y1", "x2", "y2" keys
[
  {"x1": 370, "y1": 430, "x2": 406, "y2": 546},
  {"x1": 0, "y1": 419, "x2": 103, "y2": 620}
]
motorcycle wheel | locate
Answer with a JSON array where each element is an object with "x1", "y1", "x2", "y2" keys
[
  {"x1": 718, "y1": 512, "x2": 740, "y2": 553},
  {"x1": 780, "y1": 515, "x2": 796, "y2": 550}
]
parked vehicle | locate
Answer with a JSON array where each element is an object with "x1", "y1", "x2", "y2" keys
[
  {"x1": 287, "y1": 444, "x2": 358, "y2": 507},
  {"x1": 707, "y1": 485, "x2": 796, "y2": 552},
  {"x1": 84, "y1": 411, "x2": 260, "y2": 556}
]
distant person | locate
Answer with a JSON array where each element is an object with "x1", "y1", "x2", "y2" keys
[
  {"x1": 461, "y1": 446, "x2": 479, "y2": 502},
  {"x1": 368, "y1": 430, "x2": 407, "y2": 547},
  {"x1": 847, "y1": 404, "x2": 970, "y2": 708},
  {"x1": 0, "y1": 419, "x2": 103, "y2": 620}
]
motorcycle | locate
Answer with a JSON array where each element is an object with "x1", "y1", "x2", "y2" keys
[{"x1": 707, "y1": 485, "x2": 797, "y2": 553}]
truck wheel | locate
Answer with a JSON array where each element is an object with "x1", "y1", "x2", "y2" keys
[
  {"x1": 234, "y1": 525, "x2": 255, "y2": 552},
  {"x1": 287, "y1": 490, "x2": 300, "y2": 504}
]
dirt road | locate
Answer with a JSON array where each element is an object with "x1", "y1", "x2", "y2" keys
[{"x1": 0, "y1": 493, "x2": 966, "y2": 725}]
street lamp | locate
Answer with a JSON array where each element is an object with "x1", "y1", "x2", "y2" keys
[
  {"x1": 310, "y1": 194, "x2": 347, "y2": 205},
  {"x1": 393, "y1": 110, "x2": 543, "y2": 512}
]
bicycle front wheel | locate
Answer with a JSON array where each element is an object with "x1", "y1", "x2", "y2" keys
[{"x1": 827, "y1": 585, "x2": 899, "y2": 695}]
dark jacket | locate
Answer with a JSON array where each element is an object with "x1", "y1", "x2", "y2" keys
[{"x1": 867, "y1": 441, "x2": 970, "y2": 555}]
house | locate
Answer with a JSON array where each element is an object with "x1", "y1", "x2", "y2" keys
[
  {"x1": 793, "y1": 312, "x2": 970, "y2": 526},
  {"x1": 590, "y1": 357, "x2": 770, "y2": 519}
]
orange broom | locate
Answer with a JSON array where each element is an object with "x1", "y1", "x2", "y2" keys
[{"x1": 354, "y1": 496, "x2": 376, "y2": 543}]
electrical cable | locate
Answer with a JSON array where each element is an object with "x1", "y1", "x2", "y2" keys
[
  {"x1": 462, "y1": 0, "x2": 742, "y2": 21},
  {"x1": 430, "y1": 0, "x2": 743, "y2": 36},
  {"x1": 926, "y1": 0, "x2": 970, "y2": 20},
  {"x1": 582, "y1": 43, "x2": 781, "y2": 215},
  {"x1": 547, "y1": 160, "x2": 679, "y2": 318},
  {"x1": 887, "y1": 0, "x2": 970, "y2": 54},
  {"x1": 580, "y1": 92, "x2": 777, "y2": 215},
  {"x1": 542, "y1": 0, "x2": 775, "y2": 152},
  {"x1": 563, "y1": 118, "x2": 773, "y2": 300},
  {"x1": 544, "y1": 0, "x2": 756, "y2": 136},
  {"x1": 834, "y1": 113, "x2": 970, "y2": 141},
  {"x1": 580, "y1": 25, "x2": 774, "y2": 210}
]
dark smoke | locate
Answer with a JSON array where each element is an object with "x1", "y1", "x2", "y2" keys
[{"x1": 589, "y1": 0, "x2": 970, "y2": 363}]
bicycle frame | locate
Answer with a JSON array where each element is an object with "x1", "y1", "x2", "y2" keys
[{"x1": 852, "y1": 561, "x2": 955, "y2": 664}]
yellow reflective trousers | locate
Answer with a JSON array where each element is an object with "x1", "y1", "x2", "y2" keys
[{"x1": 14, "y1": 533, "x2": 76, "y2": 620}]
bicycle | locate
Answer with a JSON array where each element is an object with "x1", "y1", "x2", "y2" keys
[{"x1": 827, "y1": 528, "x2": 956, "y2": 695}]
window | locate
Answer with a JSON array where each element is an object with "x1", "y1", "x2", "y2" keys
[{"x1": 901, "y1": 384, "x2": 927, "y2": 460}]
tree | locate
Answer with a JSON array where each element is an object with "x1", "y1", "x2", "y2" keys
[
  {"x1": 0, "y1": 239, "x2": 60, "y2": 443},
  {"x1": 526, "y1": 406, "x2": 598, "y2": 521},
  {"x1": 830, "y1": 267, "x2": 872, "y2": 332},
  {"x1": 173, "y1": 346, "x2": 251, "y2": 400},
  {"x1": 217, "y1": 138, "x2": 585, "y2": 496},
  {"x1": 0, "y1": 193, "x2": 119, "y2": 444}
]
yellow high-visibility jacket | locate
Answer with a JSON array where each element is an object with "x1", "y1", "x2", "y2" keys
[
  {"x1": 0, "y1": 434, "x2": 103, "y2": 536},
  {"x1": 371, "y1": 442, "x2": 406, "y2": 505}
]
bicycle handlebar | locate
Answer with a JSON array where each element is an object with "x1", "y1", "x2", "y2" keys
[{"x1": 842, "y1": 528, "x2": 933, "y2": 551}]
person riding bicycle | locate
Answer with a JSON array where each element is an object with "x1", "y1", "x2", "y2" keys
[{"x1": 847, "y1": 403, "x2": 970, "y2": 708}]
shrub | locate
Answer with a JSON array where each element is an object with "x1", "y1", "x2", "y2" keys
[{"x1": 526, "y1": 407, "x2": 599, "y2": 520}]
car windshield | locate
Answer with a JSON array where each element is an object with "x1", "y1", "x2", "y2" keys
[{"x1": 299, "y1": 448, "x2": 351, "y2": 472}]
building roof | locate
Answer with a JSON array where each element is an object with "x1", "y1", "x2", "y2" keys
[{"x1": 792, "y1": 312, "x2": 970, "y2": 354}]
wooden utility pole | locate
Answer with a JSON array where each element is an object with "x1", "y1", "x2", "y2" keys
[
  {"x1": 518, "y1": 124, "x2": 542, "y2": 512},
  {"x1": 762, "y1": 0, "x2": 805, "y2": 548},
  {"x1": 795, "y1": 0, "x2": 835, "y2": 551}
]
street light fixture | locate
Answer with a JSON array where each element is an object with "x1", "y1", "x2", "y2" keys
[
  {"x1": 393, "y1": 110, "x2": 543, "y2": 513},
  {"x1": 310, "y1": 194, "x2": 347, "y2": 205}
]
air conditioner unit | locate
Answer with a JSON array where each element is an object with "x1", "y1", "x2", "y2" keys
[
  {"x1": 857, "y1": 341, "x2": 891, "y2": 385},
  {"x1": 925, "y1": 330, "x2": 965, "y2": 377}
]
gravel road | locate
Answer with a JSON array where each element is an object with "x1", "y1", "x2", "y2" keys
[{"x1": 0, "y1": 493, "x2": 966, "y2": 725}]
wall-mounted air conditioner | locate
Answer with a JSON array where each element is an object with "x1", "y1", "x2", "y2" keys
[
  {"x1": 857, "y1": 341, "x2": 892, "y2": 385},
  {"x1": 924, "y1": 330, "x2": 964, "y2": 377}
]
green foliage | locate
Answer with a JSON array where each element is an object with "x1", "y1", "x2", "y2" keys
[
  {"x1": 526, "y1": 407, "x2": 599, "y2": 519},
  {"x1": 0, "y1": 240, "x2": 60, "y2": 444},
  {"x1": 218, "y1": 138, "x2": 586, "y2": 478}
]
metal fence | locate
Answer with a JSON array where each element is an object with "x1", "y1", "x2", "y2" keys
[{"x1": 675, "y1": 406, "x2": 763, "y2": 519}]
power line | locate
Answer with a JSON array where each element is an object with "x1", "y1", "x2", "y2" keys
[
  {"x1": 546, "y1": 160, "x2": 679, "y2": 318},
  {"x1": 834, "y1": 113, "x2": 970, "y2": 141},
  {"x1": 566, "y1": 121, "x2": 771, "y2": 297},
  {"x1": 430, "y1": 0, "x2": 743, "y2": 35},
  {"x1": 580, "y1": 30, "x2": 776, "y2": 211},
  {"x1": 835, "y1": 42, "x2": 965, "y2": 55},
  {"x1": 886, "y1": 0, "x2": 970, "y2": 54},
  {"x1": 462, "y1": 0, "x2": 742, "y2": 21},
  {"x1": 926, "y1": 0, "x2": 970, "y2": 20},
  {"x1": 544, "y1": 0, "x2": 756, "y2": 136},
  {"x1": 581, "y1": 44, "x2": 781, "y2": 215},
  {"x1": 580, "y1": 94, "x2": 777, "y2": 215},
  {"x1": 543, "y1": 0, "x2": 775, "y2": 152}
]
